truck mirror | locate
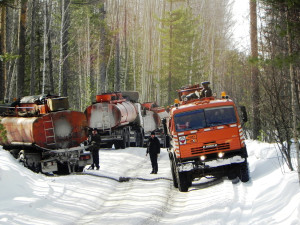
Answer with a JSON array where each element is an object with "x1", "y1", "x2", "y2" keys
[{"x1": 240, "y1": 106, "x2": 248, "y2": 123}]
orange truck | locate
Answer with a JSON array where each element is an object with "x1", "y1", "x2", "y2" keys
[{"x1": 167, "y1": 83, "x2": 249, "y2": 192}]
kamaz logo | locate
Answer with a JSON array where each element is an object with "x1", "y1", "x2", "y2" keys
[{"x1": 203, "y1": 144, "x2": 217, "y2": 149}]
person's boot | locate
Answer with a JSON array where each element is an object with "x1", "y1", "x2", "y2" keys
[{"x1": 150, "y1": 170, "x2": 154, "y2": 174}]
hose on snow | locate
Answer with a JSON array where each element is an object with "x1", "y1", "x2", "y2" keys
[{"x1": 80, "y1": 171, "x2": 172, "y2": 183}]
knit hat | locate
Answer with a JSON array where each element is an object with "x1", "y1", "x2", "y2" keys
[{"x1": 151, "y1": 131, "x2": 155, "y2": 135}]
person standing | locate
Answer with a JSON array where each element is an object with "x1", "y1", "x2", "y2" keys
[
  {"x1": 146, "y1": 131, "x2": 161, "y2": 174},
  {"x1": 89, "y1": 128, "x2": 101, "y2": 170},
  {"x1": 200, "y1": 81, "x2": 212, "y2": 98}
]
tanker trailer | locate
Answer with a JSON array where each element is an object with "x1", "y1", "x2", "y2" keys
[
  {"x1": 141, "y1": 102, "x2": 169, "y2": 147},
  {"x1": 0, "y1": 94, "x2": 92, "y2": 174},
  {"x1": 85, "y1": 92, "x2": 144, "y2": 149}
]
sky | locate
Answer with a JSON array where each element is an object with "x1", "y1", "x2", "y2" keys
[
  {"x1": 231, "y1": 0, "x2": 251, "y2": 52},
  {"x1": 1, "y1": 140, "x2": 300, "y2": 224}
]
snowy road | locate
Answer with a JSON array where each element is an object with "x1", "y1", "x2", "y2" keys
[{"x1": 1, "y1": 140, "x2": 300, "y2": 225}]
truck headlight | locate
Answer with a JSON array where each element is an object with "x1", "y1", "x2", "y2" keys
[
  {"x1": 200, "y1": 155, "x2": 206, "y2": 161},
  {"x1": 218, "y1": 152, "x2": 225, "y2": 158}
]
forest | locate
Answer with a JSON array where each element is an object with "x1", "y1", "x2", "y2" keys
[{"x1": 0, "y1": 0, "x2": 300, "y2": 171}]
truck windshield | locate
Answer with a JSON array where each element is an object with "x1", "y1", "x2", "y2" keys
[{"x1": 174, "y1": 106, "x2": 237, "y2": 132}]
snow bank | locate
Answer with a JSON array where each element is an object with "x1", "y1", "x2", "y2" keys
[{"x1": 0, "y1": 141, "x2": 300, "y2": 225}]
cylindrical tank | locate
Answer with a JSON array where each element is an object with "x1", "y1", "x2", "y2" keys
[
  {"x1": 85, "y1": 101, "x2": 138, "y2": 129},
  {"x1": 0, "y1": 111, "x2": 87, "y2": 150}
]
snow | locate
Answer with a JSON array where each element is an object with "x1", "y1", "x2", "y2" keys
[{"x1": 1, "y1": 140, "x2": 300, "y2": 225}]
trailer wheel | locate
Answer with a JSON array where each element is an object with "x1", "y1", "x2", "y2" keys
[
  {"x1": 120, "y1": 134, "x2": 126, "y2": 149},
  {"x1": 239, "y1": 160, "x2": 250, "y2": 183},
  {"x1": 169, "y1": 154, "x2": 178, "y2": 188},
  {"x1": 114, "y1": 141, "x2": 120, "y2": 149},
  {"x1": 56, "y1": 163, "x2": 70, "y2": 175},
  {"x1": 139, "y1": 130, "x2": 144, "y2": 147},
  {"x1": 18, "y1": 150, "x2": 27, "y2": 167},
  {"x1": 126, "y1": 128, "x2": 130, "y2": 147},
  {"x1": 10, "y1": 149, "x2": 20, "y2": 159},
  {"x1": 75, "y1": 166, "x2": 85, "y2": 172}
]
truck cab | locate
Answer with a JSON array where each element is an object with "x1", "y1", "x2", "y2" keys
[{"x1": 168, "y1": 84, "x2": 249, "y2": 192}]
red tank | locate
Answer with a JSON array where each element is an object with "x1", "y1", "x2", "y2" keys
[
  {"x1": 85, "y1": 92, "x2": 138, "y2": 129},
  {"x1": 0, "y1": 95, "x2": 87, "y2": 150}
]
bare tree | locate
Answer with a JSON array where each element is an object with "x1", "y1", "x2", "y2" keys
[
  {"x1": 17, "y1": 0, "x2": 28, "y2": 98},
  {"x1": 30, "y1": 0, "x2": 36, "y2": 95},
  {"x1": 99, "y1": 0, "x2": 107, "y2": 93},
  {"x1": 58, "y1": 0, "x2": 70, "y2": 96},
  {"x1": 250, "y1": 0, "x2": 260, "y2": 139}
]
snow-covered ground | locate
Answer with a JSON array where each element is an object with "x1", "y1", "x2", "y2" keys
[{"x1": 1, "y1": 140, "x2": 300, "y2": 225}]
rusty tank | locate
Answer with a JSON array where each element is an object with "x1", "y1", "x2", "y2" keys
[
  {"x1": 0, "y1": 94, "x2": 92, "y2": 173},
  {"x1": 85, "y1": 92, "x2": 138, "y2": 130},
  {"x1": 0, "y1": 95, "x2": 87, "y2": 150}
]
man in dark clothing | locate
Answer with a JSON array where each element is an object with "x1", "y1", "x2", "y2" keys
[
  {"x1": 200, "y1": 81, "x2": 212, "y2": 98},
  {"x1": 89, "y1": 129, "x2": 101, "y2": 170},
  {"x1": 146, "y1": 131, "x2": 161, "y2": 174}
]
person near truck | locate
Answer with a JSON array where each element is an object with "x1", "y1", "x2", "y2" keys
[
  {"x1": 146, "y1": 131, "x2": 160, "y2": 174},
  {"x1": 89, "y1": 128, "x2": 101, "y2": 170},
  {"x1": 200, "y1": 81, "x2": 212, "y2": 98}
]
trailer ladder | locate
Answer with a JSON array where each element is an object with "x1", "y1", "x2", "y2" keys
[{"x1": 43, "y1": 116, "x2": 56, "y2": 146}]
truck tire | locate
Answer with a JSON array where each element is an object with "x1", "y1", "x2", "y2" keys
[
  {"x1": 75, "y1": 166, "x2": 85, "y2": 172},
  {"x1": 169, "y1": 155, "x2": 178, "y2": 188},
  {"x1": 126, "y1": 129, "x2": 130, "y2": 147},
  {"x1": 136, "y1": 129, "x2": 144, "y2": 147},
  {"x1": 121, "y1": 129, "x2": 129, "y2": 149},
  {"x1": 176, "y1": 169, "x2": 189, "y2": 192},
  {"x1": 56, "y1": 162, "x2": 70, "y2": 175},
  {"x1": 239, "y1": 160, "x2": 250, "y2": 183}
]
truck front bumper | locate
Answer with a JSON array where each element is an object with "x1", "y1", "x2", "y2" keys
[{"x1": 178, "y1": 155, "x2": 245, "y2": 172}]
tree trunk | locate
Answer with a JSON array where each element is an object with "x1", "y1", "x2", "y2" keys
[
  {"x1": 250, "y1": 0, "x2": 260, "y2": 139},
  {"x1": 62, "y1": 0, "x2": 70, "y2": 97},
  {"x1": 42, "y1": 0, "x2": 47, "y2": 94},
  {"x1": 114, "y1": 5, "x2": 120, "y2": 92},
  {"x1": 168, "y1": 0, "x2": 173, "y2": 105},
  {"x1": 99, "y1": 1, "x2": 107, "y2": 94},
  {"x1": 30, "y1": 0, "x2": 36, "y2": 95},
  {"x1": 17, "y1": 0, "x2": 28, "y2": 98},
  {"x1": 46, "y1": 0, "x2": 54, "y2": 94},
  {"x1": 285, "y1": 7, "x2": 300, "y2": 183},
  {"x1": 0, "y1": 6, "x2": 6, "y2": 101}
]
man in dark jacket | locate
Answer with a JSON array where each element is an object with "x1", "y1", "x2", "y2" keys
[
  {"x1": 89, "y1": 128, "x2": 101, "y2": 170},
  {"x1": 146, "y1": 131, "x2": 160, "y2": 174},
  {"x1": 200, "y1": 81, "x2": 212, "y2": 98}
]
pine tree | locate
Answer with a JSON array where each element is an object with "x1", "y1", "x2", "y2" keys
[{"x1": 159, "y1": 3, "x2": 199, "y2": 105}]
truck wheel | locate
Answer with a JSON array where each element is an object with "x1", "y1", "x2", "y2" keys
[
  {"x1": 18, "y1": 150, "x2": 27, "y2": 167},
  {"x1": 106, "y1": 142, "x2": 113, "y2": 148},
  {"x1": 10, "y1": 149, "x2": 20, "y2": 159},
  {"x1": 136, "y1": 129, "x2": 144, "y2": 147},
  {"x1": 120, "y1": 139, "x2": 126, "y2": 149},
  {"x1": 239, "y1": 160, "x2": 250, "y2": 182},
  {"x1": 75, "y1": 166, "x2": 84, "y2": 172},
  {"x1": 176, "y1": 169, "x2": 189, "y2": 192},
  {"x1": 56, "y1": 163, "x2": 70, "y2": 175},
  {"x1": 170, "y1": 157, "x2": 178, "y2": 188},
  {"x1": 126, "y1": 129, "x2": 131, "y2": 147},
  {"x1": 139, "y1": 132, "x2": 144, "y2": 147}
]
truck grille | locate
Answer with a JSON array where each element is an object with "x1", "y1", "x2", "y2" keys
[{"x1": 191, "y1": 143, "x2": 230, "y2": 155}]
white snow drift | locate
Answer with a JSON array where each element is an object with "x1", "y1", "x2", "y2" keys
[{"x1": 0, "y1": 140, "x2": 300, "y2": 225}]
